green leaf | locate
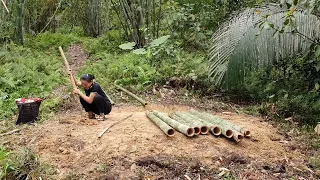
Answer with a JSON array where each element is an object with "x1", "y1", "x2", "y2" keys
[
  {"x1": 264, "y1": 22, "x2": 271, "y2": 30},
  {"x1": 293, "y1": 0, "x2": 298, "y2": 5},
  {"x1": 146, "y1": 49, "x2": 152, "y2": 59},
  {"x1": 119, "y1": 42, "x2": 136, "y2": 50},
  {"x1": 132, "y1": 48, "x2": 147, "y2": 55},
  {"x1": 150, "y1": 35, "x2": 170, "y2": 47},
  {"x1": 284, "y1": 18, "x2": 290, "y2": 25},
  {"x1": 315, "y1": 83, "x2": 320, "y2": 90},
  {"x1": 315, "y1": 45, "x2": 320, "y2": 58},
  {"x1": 315, "y1": 62, "x2": 320, "y2": 71}
]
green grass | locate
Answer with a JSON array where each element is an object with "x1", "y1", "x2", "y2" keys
[
  {"x1": 0, "y1": 146, "x2": 56, "y2": 179},
  {"x1": 0, "y1": 43, "x2": 67, "y2": 121},
  {"x1": 77, "y1": 50, "x2": 208, "y2": 93}
]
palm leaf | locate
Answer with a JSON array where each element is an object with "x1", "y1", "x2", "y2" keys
[{"x1": 209, "y1": 4, "x2": 320, "y2": 88}]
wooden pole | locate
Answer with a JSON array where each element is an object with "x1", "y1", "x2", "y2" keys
[
  {"x1": 98, "y1": 114, "x2": 133, "y2": 138},
  {"x1": 1, "y1": 0, "x2": 9, "y2": 13},
  {"x1": 0, "y1": 129, "x2": 20, "y2": 137},
  {"x1": 59, "y1": 46, "x2": 76, "y2": 89},
  {"x1": 114, "y1": 84, "x2": 148, "y2": 106}
]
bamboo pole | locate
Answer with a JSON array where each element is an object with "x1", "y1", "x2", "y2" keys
[
  {"x1": 169, "y1": 113, "x2": 201, "y2": 135},
  {"x1": 114, "y1": 84, "x2": 148, "y2": 106},
  {"x1": 191, "y1": 110, "x2": 251, "y2": 137},
  {"x1": 146, "y1": 111, "x2": 175, "y2": 137},
  {"x1": 98, "y1": 114, "x2": 133, "y2": 138},
  {"x1": 153, "y1": 111, "x2": 194, "y2": 137},
  {"x1": 104, "y1": 92, "x2": 115, "y2": 105},
  {"x1": 174, "y1": 112, "x2": 210, "y2": 135},
  {"x1": 188, "y1": 111, "x2": 233, "y2": 138},
  {"x1": 59, "y1": 46, "x2": 76, "y2": 89},
  {"x1": 0, "y1": 129, "x2": 20, "y2": 137},
  {"x1": 1, "y1": 0, "x2": 9, "y2": 13},
  {"x1": 181, "y1": 112, "x2": 222, "y2": 136}
]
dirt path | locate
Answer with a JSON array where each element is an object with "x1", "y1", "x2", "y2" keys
[
  {"x1": 3, "y1": 104, "x2": 315, "y2": 179},
  {"x1": 66, "y1": 44, "x2": 88, "y2": 74}
]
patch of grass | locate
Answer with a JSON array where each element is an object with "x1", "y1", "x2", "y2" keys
[
  {"x1": 309, "y1": 156, "x2": 320, "y2": 170},
  {"x1": 0, "y1": 146, "x2": 56, "y2": 179},
  {"x1": 25, "y1": 32, "x2": 80, "y2": 51},
  {"x1": 0, "y1": 43, "x2": 67, "y2": 121},
  {"x1": 77, "y1": 50, "x2": 209, "y2": 93}
]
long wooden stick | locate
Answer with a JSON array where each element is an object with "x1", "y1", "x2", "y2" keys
[
  {"x1": 114, "y1": 84, "x2": 148, "y2": 106},
  {"x1": 98, "y1": 114, "x2": 133, "y2": 138},
  {"x1": 0, "y1": 129, "x2": 20, "y2": 137},
  {"x1": 59, "y1": 46, "x2": 76, "y2": 89},
  {"x1": 1, "y1": 0, "x2": 9, "y2": 13}
]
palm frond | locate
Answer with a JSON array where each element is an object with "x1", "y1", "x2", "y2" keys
[{"x1": 209, "y1": 4, "x2": 320, "y2": 88}]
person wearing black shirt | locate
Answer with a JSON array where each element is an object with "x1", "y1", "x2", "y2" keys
[{"x1": 70, "y1": 71, "x2": 112, "y2": 121}]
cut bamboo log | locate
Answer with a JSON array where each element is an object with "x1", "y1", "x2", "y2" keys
[
  {"x1": 181, "y1": 112, "x2": 223, "y2": 136},
  {"x1": 174, "y1": 112, "x2": 210, "y2": 135},
  {"x1": 191, "y1": 110, "x2": 251, "y2": 137},
  {"x1": 189, "y1": 111, "x2": 233, "y2": 138},
  {"x1": 232, "y1": 130, "x2": 244, "y2": 142},
  {"x1": 114, "y1": 84, "x2": 147, "y2": 106},
  {"x1": 153, "y1": 111, "x2": 194, "y2": 137},
  {"x1": 168, "y1": 113, "x2": 201, "y2": 135},
  {"x1": 146, "y1": 111, "x2": 175, "y2": 137}
]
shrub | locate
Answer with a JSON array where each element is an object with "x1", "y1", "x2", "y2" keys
[{"x1": 0, "y1": 44, "x2": 66, "y2": 120}]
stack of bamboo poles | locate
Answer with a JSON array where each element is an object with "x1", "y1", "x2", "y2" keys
[{"x1": 146, "y1": 110, "x2": 251, "y2": 142}]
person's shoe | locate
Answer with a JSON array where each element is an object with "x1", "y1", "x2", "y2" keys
[
  {"x1": 88, "y1": 112, "x2": 95, "y2": 119},
  {"x1": 96, "y1": 113, "x2": 105, "y2": 121}
]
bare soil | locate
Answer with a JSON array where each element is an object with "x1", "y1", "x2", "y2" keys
[{"x1": 2, "y1": 104, "x2": 317, "y2": 179}]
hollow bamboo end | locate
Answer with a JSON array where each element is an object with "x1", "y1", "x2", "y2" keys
[
  {"x1": 187, "y1": 128, "x2": 195, "y2": 137},
  {"x1": 194, "y1": 127, "x2": 201, "y2": 135},
  {"x1": 212, "y1": 127, "x2": 222, "y2": 136},
  {"x1": 225, "y1": 129, "x2": 233, "y2": 138},
  {"x1": 200, "y1": 126, "x2": 209, "y2": 135},
  {"x1": 234, "y1": 134, "x2": 244, "y2": 142},
  {"x1": 167, "y1": 129, "x2": 175, "y2": 137},
  {"x1": 244, "y1": 130, "x2": 251, "y2": 137}
]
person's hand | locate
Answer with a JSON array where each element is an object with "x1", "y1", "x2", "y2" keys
[
  {"x1": 73, "y1": 88, "x2": 81, "y2": 95},
  {"x1": 67, "y1": 69, "x2": 72, "y2": 75}
]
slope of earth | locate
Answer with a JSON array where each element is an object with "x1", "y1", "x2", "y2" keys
[{"x1": 1, "y1": 104, "x2": 316, "y2": 179}]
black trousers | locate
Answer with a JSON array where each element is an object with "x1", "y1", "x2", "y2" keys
[{"x1": 80, "y1": 94, "x2": 112, "y2": 115}]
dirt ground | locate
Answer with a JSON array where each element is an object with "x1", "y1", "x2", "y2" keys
[{"x1": 2, "y1": 104, "x2": 317, "y2": 179}]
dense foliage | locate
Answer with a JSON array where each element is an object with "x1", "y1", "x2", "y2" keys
[
  {"x1": 1, "y1": 0, "x2": 320, "y2": 127},
  {"x1": 0, "y1": 43, "x2": 67, "y2": 120}
]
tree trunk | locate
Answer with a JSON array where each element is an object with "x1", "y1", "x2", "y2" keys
[{"x1": 14, "y1": 0, "x2": 25, "y2": 45}]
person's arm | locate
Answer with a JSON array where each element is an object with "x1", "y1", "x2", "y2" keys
[
  {"x1": 74, "y1": 88, "x2": 96, "y2": 104},
  {"x1": 68, "y1": 69, "x2": 82, "y2": 87}
]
